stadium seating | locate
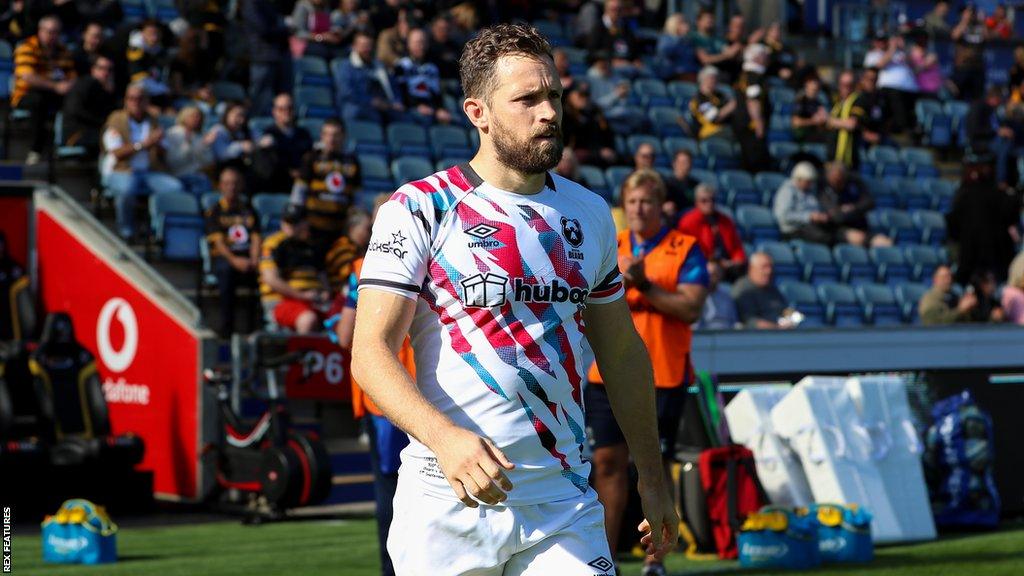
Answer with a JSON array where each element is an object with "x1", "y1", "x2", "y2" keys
[
  {"x1": 912, "y1": 209, "x2": 947, "y2": 246},
  {"x1": 757, "y1": 241, "x2": 801, "y2": 282},
  {"x1": 386, "y1": 123, "x2": 431, "y2": 158},
  {"x1": 662, "y1": 136, "x2": 699, "y2": 159},
  {"x1": 922, "y1": 178, "x2": 955, "y2": 212},
  {"x1": 151, "y1": 0, "x2": 180, "y2": 21},
  {"x1": 149, "y1": 191, "x2": 203, "y2": 261},
  {"x1": 863, "y1": 175, "x2": 898, "y2": 209},
  {"x1": 348, "y1": 121, "x2": 388, "y2": 157},
  {"x1": 870, "y1": 246, "x2": 913, "y2": 286},
  {"x1": 578, "y1": 165, "x2": 611, "y2": 201},
  {"x1": 778, "y1": 280, "x2": 826, "y2": 327},
  {"x1": 604, "y1": 165, "x2": 633, "y2": 201},
  {"x1": 633, "y1": 78, "x2": 673, "y2": 108},
  {"x1": 667, "y1": 81, "x2": 697, "y2": 106},
  {"x1": 298, "y1": 117, "x2": 325, "y2": 137},
  {"x1": 689, "y1": 168, "x2": 718, "y2": 189},
  {"x1": 626, "y1": 134, "x2": 668, "y2": 166},
  {"x1": 817, "y1": 282, "x2": 865, "y2": 326},
  {"x1": 699, "y1": 139, "x2": 739, "y2": 170},
  {"x1": 294, "y1": 86, "x2": 337, "y2": 119},
  {"x1": 832, "y1": 243, "x2": 876, "y2": 285},
  {"x1": 719, "y1": 170, "x2": 761, "y2": 207},
  {"x1": 856, "y1": 283, "x2": 903, "y2": 326},
  {"x1": 429, "y1": 125, "x2": 473, "y2": 160},
  {"x1": 294, "y1": 56, "x2": 332, "y2": 87},
  {"x1": 754, "y1": 172, "x2": 786, "y2": 203},
  {"x1": 391, "y1": 156, "x2": 434, "y2": 184},
  {"x1": 200, "y1": 192, "x2": 220, "y2": 212},
  {"x1": 896, "y1": 178, "x2": 932, "y2": 210},
  {"x1": 121, "y1": 0, "x2": 148, "y2": 21},
  {"x1": 895, "y1": 282, "x2": 930, "y2": 323},
  {"x1": 904, "y1": 245, "x2": 943, "y2": 282},
  {"x1": 648, "y1": 107, "x2": 686, "y2": 138},
  {"x1": 735, "y1": 205, "x2": 779, "y2": 243},
  {"x1": 872, "y1": 209, "x2": 919, "y2": 244},
  {"x1": 793, "y1": 240, "x2": 840, "y2": 285},
  {"x1": 212, "y1": 81, "x2": 247, "y2": 103},
  {"x1": 252, "y1": 193, "x2": 290, "y2": 233},
  {"x1": 357, "y1": 154, "x2": 394, "y2": 193},
  {"x1": 249, "y1": 116, "x2": 274, "y2": 138}
]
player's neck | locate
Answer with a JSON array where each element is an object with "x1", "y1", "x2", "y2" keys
[{"x1": 468, "y1": 154, "x2": 547, "y2": 196}]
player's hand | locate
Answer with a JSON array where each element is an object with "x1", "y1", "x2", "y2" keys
[
  {"x1": 432, "y1": 426, "x2": 515, "y2": 508},
  {"x1": 636, "y1": 477, "x2": 679, "y2": 562}
]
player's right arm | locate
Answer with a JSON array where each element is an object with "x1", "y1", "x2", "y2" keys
[{"x1": 351, "y1": 188, "x2": 514, "y2": 508}]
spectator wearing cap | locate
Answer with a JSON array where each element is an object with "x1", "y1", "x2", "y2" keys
[
  {"x1": 394, "y1": 28, "x2": 451, "y2": 125},
  {"x1": 259, "y1": 204, "x2": 330, "y2": 334},
  {"x1": 241, "y1": 0, "x2": 293, "y2": 116},
  {"x1": 863, "y1": 32, "x2": 918, "y2": 134},
  {"x1": 820, "y1": 162, "x2": 891, "y2": 247},
  {"x1": 951, "y1": 4, "x2": 988, "y2": 102},
  {"x1": 826, "y1": 70, "x2": 868, "y2": 168},
  {"x1": 100, "y1": 83, "x2": 184, "y2": 240},
  {"x1": 733, "y1": 43, "x2": 772, "y2": 173},
  {"x1": 205, "y1": 167, "x2": 261, "y2": 336},
  {"x1": 11, "y1": 14, "x2": 76, "y2": 165},
  {"x1": 61, "y1": 54, "x2": 116, "y2": 155},
  {"x1": 255, "y1": 93, "x2": 314, "y2": 194},
  {"x1": 163, "y1": 106, "x2": 216, "y2": 195},
  {"x1": 690, "y1": 66, "x2": 735, "y2": 140},
  {"x1": 966, "y1": 87, "x2": 1015, "y2": 188},
  {"x1": 656, "y1": 13, "x2": 699, "y2": 81},
  {"x1": 773, "y1": 162, "x2": 836, "y2": 245},
  {"x1": 678, "y1": 183, "x2": 747, "y2": 280},
  {"x1": 698, "y1": 260, "x2": 740, "y2": 329},
  {"x1": 732, "y1": 252, "x2": 793, "y2": 329},
  {"x1": 663, "y1": 150, "x2": 700, "y2": 222},
  {"x1": 791, "y1": 76, "x2": 829, "y2": 144},
  {"x1": 919, "y1": 265, "x2": 979, "y2": 325},
  {"x1": 335, "y1": 31, "x2": 402, "y2": 124},
  {"x1": 562, "y1": 81, "x2": 618, "y2": 167},
  {"x1": 1002, "y1": 252, "x2": 1024, "y2": 325}
]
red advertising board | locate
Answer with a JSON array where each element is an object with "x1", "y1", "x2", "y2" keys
[
  {"x1": 36, "y1": 211, "x2": 202, "y2": 500},
  {"x1": 0, "y1": 190, "x2": 31, "y2": 265},
  {"x1": 283, "y1": 335, "x2": 352, "y2": 401}
]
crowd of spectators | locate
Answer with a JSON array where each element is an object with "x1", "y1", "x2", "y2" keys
[{"x1": 4, "y1": 0, "x2": 1024, "y2": 334}]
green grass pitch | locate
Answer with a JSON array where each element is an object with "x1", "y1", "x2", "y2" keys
[{"x1": 11, "y1": 518, "x2": 1024, "y2": 575}]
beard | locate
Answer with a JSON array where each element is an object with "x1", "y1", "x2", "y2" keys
[{"x1": 491, "y1": 116, "x2": 563, "y2": 175}]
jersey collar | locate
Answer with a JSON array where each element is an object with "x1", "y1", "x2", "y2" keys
[{"x1": 457, "y1": 162, "x2": 556, "y2": 193}]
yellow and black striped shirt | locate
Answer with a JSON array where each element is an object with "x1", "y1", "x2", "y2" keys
[
  {"x1": 260, "y1": 235, "x2": 322, "y2": 301},
  {"x1": 204, "y1": 198, "x2": 260, "y2": 256},
  {"x1": 12, "y1": 35, "x2": 75, "y2": 107},
  {"x1": 296, "y1": 150, "x2": 362, "y2": 240},
  {"x1": 689, "y1": 89, "x2": 729, "y2": 140}
]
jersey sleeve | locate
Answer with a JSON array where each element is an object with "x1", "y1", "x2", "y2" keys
[
  {"x1": 677, "y1": 243, "x2": 710, "y2": 287},
  {"x1": 358, "y1": 186, "x2": 433, "y2": 299},
  {"x1": 589, "y1": 208, "x2": 624, "y2": 304}
]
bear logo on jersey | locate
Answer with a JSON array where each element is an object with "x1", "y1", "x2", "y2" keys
[{"x1": 560, "y1": 217, "x2": 584, "y2": 247}]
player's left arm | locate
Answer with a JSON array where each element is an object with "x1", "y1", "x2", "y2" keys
[
  {"x1": 637, "y1": 246, "x2": 709, "y2": 324},
  {"x1": 584, "y1": 299, "x2": 679, "y2": 560}
]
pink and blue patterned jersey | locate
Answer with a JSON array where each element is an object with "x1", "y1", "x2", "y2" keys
[{"x1": 359, "y1": 163, "x2": 624, "y2": 505}]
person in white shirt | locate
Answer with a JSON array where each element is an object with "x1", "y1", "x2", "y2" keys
[
  {"x1": 352, "y1": 23, "x2": 678, "y2": 576},
  {"x1": 100, "y1": 84, "x2": 183, "y2": 240},
  {"x1": 863, "y1": 32, "x2": 919, "y2": 133}
]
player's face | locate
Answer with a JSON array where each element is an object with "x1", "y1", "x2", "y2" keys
[
  {"x1": 487, "y1": 55, "x2": 563, "y2": 175},
  {"x1": 623, "y1": 184, "x2": 662, "y2": 235}
]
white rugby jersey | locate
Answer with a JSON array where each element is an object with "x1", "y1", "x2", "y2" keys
[{"x1": 359, "y1": 163, "x2": 624, "y2": 505}]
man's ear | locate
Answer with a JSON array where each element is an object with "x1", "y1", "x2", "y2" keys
[{"x1": 463, "y1": 96, "x2": 489, "y2": 132}]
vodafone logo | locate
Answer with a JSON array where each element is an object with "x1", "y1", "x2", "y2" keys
[
  {"x1": 325, "y1": 171, "x2": 345, "y2": 194},
  {"x1": 96, "y1": 298, "x2": 139, "y2": 373}
]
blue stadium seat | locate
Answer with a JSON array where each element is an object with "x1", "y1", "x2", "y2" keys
[
  {"x1": 699, "y1": 139, "x2": 739, "y2": 170},
  {"x1": 648, "y1": 107, "x2": 686, "y2": 138},
  {"x1": 633, "y1": 78, "x2": 673, "y2": 107},
  {"x1": 298, "y1": 117, "x2": 325, "y2": 137},
  {"x1": 294, "y1": 86, "x2": 337, "y2": 119},
  {"x1": 689, "y1": 168, "x2": 718, "y2": 189},
  {"x1": 900, "y1": 146, "x2": 934, "y2": 166},
  {"x1": 856, "y1": 283, "x2": 903, "y2": 326},
  {"x1": 914, "y1": 99, "x2": 943, "y2": 129},
  {"x1": 387, "y1": 122, "x2": 431, "y2": 158},
  {"x1": 578, "y1": 165, "x2": 611, "y2": 201},
  {"x1": 604, "y1": 166, "x2": 633, "y2": 202},
  {"x1": 626, "y1": 135, "x2": 667, "y2": 166},
  {"x1": 151, "y1": 0, "x2": 180, "y2": 21},
  {"x1": 769, "y1": 86, "x2": 796, "y2": 107},
  {"x1": 121, "y1": 0, "x2": 148, "y2": 21},
  {"x1": 778, "y1": 280, "x2": 826, "y2": 327},
  {"x1": 768, "y1": 142, "x2": 800, "y2": 167},
  {"x1": 896, "y1": 178, "x2": 932, "y2": 210},
  {"x1": 429, "y1": 125, "x2": 472, "y2": 160},
  {"x1": 872, "y1": 209, "x2": 919, "y2": 244},
  {"x1": 200, "y1": 191, "x2": 220, "y2": 212},
  {"x1": 434, "y1": 158, "x2": 465, "y2": 172},
  {"x1": 867, "y1": 145, "x2": 900, "y2": 165},
  {"x1": 532, "y1": 19, "x2": 568, "y2": 46},
  {"x1": 294, "y1": 56, "x2": 332, "y2": 87},
  {"x1": 911, "y1": 209, "x2": 947, "y2": 246},
  {"x1": 870, "y1": 246, "x2": 913, "y2": 286},
  {"x1": 248, "y1": 116, "x2": 274, "y2": 138},
  {"x1": 720, "y1": 170, "x2": 761, "y2": 207},
  {"x1": 793, "y1": 240, "x2": 840, "y2": 285},
  {"x1": 754, "y1": 172, "x2": 787, "y2": 203},
  {"x1": 212, "y1": 81, "x2": 247, "y2": 103},
  {"x1": 832, "y1": 243, "x2": 876, "y2": 285},
  {"x1": 667, "y1": 81, "x2": 698, "y2": 106},
  {"x1": 348, "y1": 120, "x2": 388, "y2": 157},
  {"x1": 904, "y1": 244, "x2": 944, "y2": 282},
  {"x1": 767, "y1": 114, "x2": 794, "y2": 143},
  {"x1": 922, "y1": 178, "x2": 955, "y2": 212},
  {"x1": 944, "y1": 100, "x2": 970, "y2": 144},
  {"x1": 149, "y1": 191, "x2": 202, "y2": 261},
  {"x1": 922, "y1": 113, "x2": 953, "y2": 148},
  {"x1": 757, "y1": 241, "x2": 801, "y2": 282},
  {"x1": 52, "y1": 112, "x2": 86, "y2": 161},
  {"x1": 0, "y1": 40, "x2": 11, "y2": 72},
  {"x1": 895, "y1": 282, "x2": 929, "y2": 323},
  {"x1": 801, "y1": 142, "x2": 827, "y2": 163},
  {"x1": 252, "y1": 193, "x2": 290, "y2": 233},
  {"x1": 662, "y1": 136, "x2": 699, "y2": 158},
  {"x1": 735, "y1": 205, "x2": 780, "y2": 243},
  {"x1": 862, "y1": 176, "x2": 898, "y2": 209},
  {"x1": 391, "y1": 156, "x2": 435, "y2": 184},
  {"x1": 817, "y1": 282, "x2": 865, "y2": 326},
  {"x1": 358, "y1": 154, "x2": 393, "y2": 193}
]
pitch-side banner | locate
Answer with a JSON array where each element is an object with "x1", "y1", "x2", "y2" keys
[{"x1": 36, "y1": 211, "x2": 201, "y2": 500}]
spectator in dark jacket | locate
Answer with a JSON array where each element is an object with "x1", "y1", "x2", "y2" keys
[
  {"x1": 732, "y1": 252, "x2": 793, "y2": 329},
  {"x1": 427, "y1": 16, "x2": 461, "y2": 79},
  {"x1": 966, "y1": 87, "x2": 1015, "y2": 188},
  {"x1": 393, "y1": 28, "x2": 451, "y2": 125},
  {"x1": 819, "y1": 162, "x2": 891, "y2": 247},
  {"x1": 61, "y1": 54, "x2": 115, "y2": 153},
  {"x1": 663, "y1": 149, "x2": 699, "y2": 222},
  {"x1": 561, "y1": 81, "x2": 617, "y2": 167},
  {"x1": 71, "y1": 21, "x2": 105, "y2": 76},
  {"x1": 242, "y1": 0, "x2": 293, "y2": 116},
  {"x1": 581, "y1": 0, "x2": 641, "y2": 76},
  {"x1": 656, "y1": 14, "x2": 698, "y2": 81},
  {"x1": 677, "y1": 183, "x2": 747, "y2": 280},
  {"x1": 335, "y1": 31, "x2": 401, "y2": 123},
  {"x1": 255, "y1": 93, "x2": 313, "y2": 194}
]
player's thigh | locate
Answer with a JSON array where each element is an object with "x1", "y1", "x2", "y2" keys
[
  {"x1": 388, "y1": 475, "x2": 512, "y2": 576},
  {"x1": 504, "y1": 497, "x2": 615, "y2": 576}
]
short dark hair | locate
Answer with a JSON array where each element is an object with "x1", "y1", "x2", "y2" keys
[
  {"x1": 459, "y1": 23, "x2": 552, "y2": 102},
  {"x1": 322, "y1": 117, "x2": 346, "y2": 132},
  {"x1": 673, "y1": 149, "x2": 693, "y2": 162}
]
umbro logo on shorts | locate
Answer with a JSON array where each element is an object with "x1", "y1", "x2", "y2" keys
[{"x1": 587, "y1": 556, "x2": 614, "y2": 573}]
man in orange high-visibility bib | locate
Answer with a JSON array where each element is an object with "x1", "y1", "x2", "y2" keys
[
  {"x1": 586, "y1": 169, "x2": 708, "y2": 576},
  {"x1": 331, "y1": 256, "x2": 414, "y2": 576}
]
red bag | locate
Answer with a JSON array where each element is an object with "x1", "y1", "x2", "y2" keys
[{"x1": 698, "y1": 445, "x2": 765, "y2": 559}]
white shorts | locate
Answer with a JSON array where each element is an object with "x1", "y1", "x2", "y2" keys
[{"x1": 387, "y1": 472, "x2": 615, "y2": 576}]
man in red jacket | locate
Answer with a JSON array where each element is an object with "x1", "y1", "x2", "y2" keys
[{"x1": 677, "y1": 183, "x2": 747, "y2": 280}]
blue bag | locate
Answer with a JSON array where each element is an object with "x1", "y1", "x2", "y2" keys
[
  {"x1": 738, "y1": 507, "x2": 821, "y2": 570},
  {"x1": 41, "y1": 499, "x2": 118, "y2": 565},
  {"x1": 809, "y1": 503, "x2": 873, "y2": 563}
]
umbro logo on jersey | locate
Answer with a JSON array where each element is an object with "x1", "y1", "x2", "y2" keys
[
  {"x1": 461, "y1": 273, "x2": 508, "y2": 308},
  {"x1": 587, "y1": 556, "x2": 614, "y2": 573},
  {"x1": 465, "y1": 223, "x2": 501, "y2": 249}
]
